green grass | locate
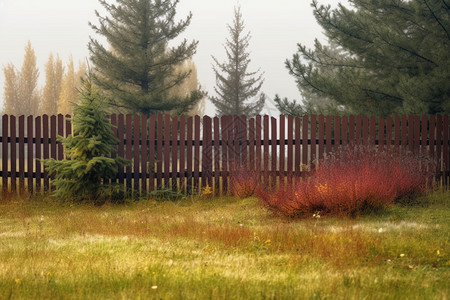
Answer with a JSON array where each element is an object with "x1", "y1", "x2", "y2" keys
[{"x1": 0, "y1": 191, "x2": 448, "y2": 299}]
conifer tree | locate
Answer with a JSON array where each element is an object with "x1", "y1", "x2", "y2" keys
[
  {"x1": 41, "y1": 53, "x2": 64, "y2": 115},
  {"x1": 43, "y1": 78, "x2": 129, "y2": 203},
  {"x1": 88, "y1": 0, "x2": 203, "y2": 116},
  {"x1": 279, "y1": 0, "x2": 450, "y2": 116},
  {"x1": 210, "y1": 6, "x2": 265, "y2": 117}
]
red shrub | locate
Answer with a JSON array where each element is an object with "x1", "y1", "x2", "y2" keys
[
  {"x1": 256, "y1": 145, "x2": 436, "y2": 217},
  {"x1": 229, "y1": 164, "x2": 260, "y2": 199}
]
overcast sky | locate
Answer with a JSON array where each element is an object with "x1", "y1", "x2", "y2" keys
[{"x1": 0, "y1": 0, "x2": 345, "y2": 116}]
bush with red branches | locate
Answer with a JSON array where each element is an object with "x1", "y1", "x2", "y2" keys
[
  {"x1": 229, "y1": 164, "x2": 260, "y2": 199},
  {"x1": 256, "y1": 145, "x2": 436, "y2": 217}
]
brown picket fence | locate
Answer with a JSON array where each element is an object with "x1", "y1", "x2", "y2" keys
[{"x1": 1, "y1": 114, "x2": 449, "y2": 198}]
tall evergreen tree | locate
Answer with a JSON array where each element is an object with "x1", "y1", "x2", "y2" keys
[
  {"x1": 88, "y1": 0, "x2": 203, "y2": 116},
  {"x1": 210, "y1": 6, "x2": 265, "y2": 117},
  {"x1": 41, "y1": 53, "x2": 64, "y2": 115},
  {"x1": 278, "y1": 0, "x2": 450, "y2": 116}
]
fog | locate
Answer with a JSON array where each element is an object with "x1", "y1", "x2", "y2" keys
[{"x1": 0, "y1": 0, "x2": 346, "y2": 115}]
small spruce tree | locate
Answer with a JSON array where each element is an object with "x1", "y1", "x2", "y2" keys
[{"x1": 43, "y1": 78, "x2": 129, "y2": 203}]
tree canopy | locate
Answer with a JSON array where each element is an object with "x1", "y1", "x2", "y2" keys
[
  {"x1": 277, "y1": 0, "x2": 450, "y2": 116},
  {"x1": 210, "y1": 6, "x2": 265, "y2": 117},
  {"x1": 2, "y1": 41, "x2": 40, "y2": 116},
  {"x1": 89, "y1": 0, "x2": 203, "y2": 116}
]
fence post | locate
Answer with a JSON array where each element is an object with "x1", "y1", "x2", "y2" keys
[{"x1": 2, "y1": 115, "x2": 9, "y2": 197}]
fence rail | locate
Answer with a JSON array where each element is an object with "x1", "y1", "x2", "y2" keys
[{"x1": 1, "y1": 114, "x2": 449, "y2": 197}]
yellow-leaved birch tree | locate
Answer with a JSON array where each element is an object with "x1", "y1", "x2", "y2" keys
[
  {"x1": 58, "y1": 57, "x2": 86, "y2": 115},
  {"x1": 40, "y1": 53, "x2": 64, "y2": 115}
]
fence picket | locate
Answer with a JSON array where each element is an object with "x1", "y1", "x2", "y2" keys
[
  {"x1": 156, "y1": 114, "x2": 163, "y2": 188},
  {"x1": 203, "y1": 116, "x2": 212, "y2": 188},
  {"x1": 179, "y1": 115, "x2": 185, "y2": 194},
  {"x1": 194, "y1": 115, "x2": 200, "y2": 192},
  {"x1": 326, "y1": 116, "x2": 332, "y2": 154},
  {"x1": 220, "y1": 116, "x2": 228, "y2": 194},
  {"x1": 134, "y1": 115, "x2": 140, "y2": 193},
  {"x1": 2, "y1": 115, "x2": 8, "y2": 194},
  {"x1": 318, "y1": 115, "x2": 324, "y2": 163},
  {"x1": 57, "y1": 114, "x2": 64, "y2": 161},
  {"x1": 10, "y1": 115, "x2": 16, "y2": 193},
  {"x1": 42, "y1": 115, "x2": 49, "y2": 191},
  {"x1": 213, "y1": 117, "x2": 220, "y2": 196},
  {"x1": 271, "y1": 117, "x2": 277, "y2": 187},
  {"x1": 240, "y1": 115, "x2": 247, "y2": 166},
  {"x1": 443, "y1": 115, "x2": 448, "y2": 184},
  {"x1": 263, "y1": 115, "x2": 270, "y2": 187},
  {"x1": 348, "y1": 115, "x2": 355, "y2": 144},
  {"x1": 172, "y1": 116, "x2": 179, "y2": 191},
  {"x1": 310, "y1": 115, "x2": 317, "y2": 171},
  {"x1": 421, "y1": 116, "x2": 427, "y2": 156},
  {"x1": 414, "y1": 116, "x2": 420, "y2": 154},
  {"x1": 401, "y1": 115, "x2": 408, "y2": 153},
  {"x1": 378, "y1": 117, "x2": 384, "y2": 149},
  {"x1": 148, "y1": 115, "x2": 156, "y2": 192},
  {"x1": 117, "y1": 114, "x2": 125, "y2": 189},
  {"x1": 436, "y1": 115, "x2": 443, "y2": 180},
  {"x1": 125, "y1": 115, "x2": 133, "y2": 193},
  {"x1": 279, "y1": 115, "x2": 285, "y2": 185},
  {"x1": 18, "y1": 116, "x2": 25, "y2": 192},
  {"x1": 27, "y1": 116, "x2": 33, "y2": 193},
  {"x1": 342, "y1": 116, "x2": 348, "y2": 147},
  {"x1": 408, "y1": 115, "x2": 414, "y2": 152},
  {"x1": 356, "y1": 116, "x2": 362, "y2": 145},
  {"x1": 248, "y1": 118, "x2": 255, "y2": 173},
  {"x1": 296, "y1": 116, "x2": 303, "y2": 178},
  {"x1": 363, "y1": 116, "x2": 369, "y2": 145},
  {"x1": 35, "y1": 116, "x2": 42, "y2": 192},
  {"x1": 255, "y1": 115, "x2": 262, "y2": 183},
  {"x1": 334, "y1": 116, "x2": 341, "y2": 151},
  {"x1": 287, "y1": 115, "x2": 293, "y2": 185},
  {"x1": 164, "y1": 114, "x2": 171, "y2": 189},
  {"x1": 370, "y1": 116, "x2": 376, "y2": 146},
  {"x1": 386, "y1": 116, "x2": 392, "y2": 151},
  {"x1": 394, "y1": 116, "x2": 400, "y2": 153},
  {"x1": 141, "y1": 115, "x2": 148, "y2": 193}
]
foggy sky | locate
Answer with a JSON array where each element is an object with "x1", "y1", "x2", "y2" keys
[{"x1": 0, "y1": 0, "x2": 345, "y2": 116}]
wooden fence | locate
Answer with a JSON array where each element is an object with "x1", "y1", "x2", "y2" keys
[{"x1": 1, "y1": 114, "x2": 449, "y2": 197}]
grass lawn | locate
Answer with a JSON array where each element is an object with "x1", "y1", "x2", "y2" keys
[{"x1": 0, "y1": 191, "x2": 448, "y2": 299}]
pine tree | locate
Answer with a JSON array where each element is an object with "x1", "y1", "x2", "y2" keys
[
  {"x1": 58, "y1": 57, "x2": 86, "y2": 115},
  {"x1": 88, "y1": 0, "x2": 203, "y2": 116},
  {"x1": 279, "y1": 0, "x2": 450, "y2": 116},
  {"x1": 41, "y1": 53, "x2": 64, "y2": 115},
  {"x1": 210, "y1": 6, "x2": 265, "y2": 117},
  {"x1": 43, "y1": 78, "x2": 129, "y2": 203}
]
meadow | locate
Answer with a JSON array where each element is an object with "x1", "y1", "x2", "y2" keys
[{"x1": 0, "y1": 191, "x2": 448, "y2": 300}]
